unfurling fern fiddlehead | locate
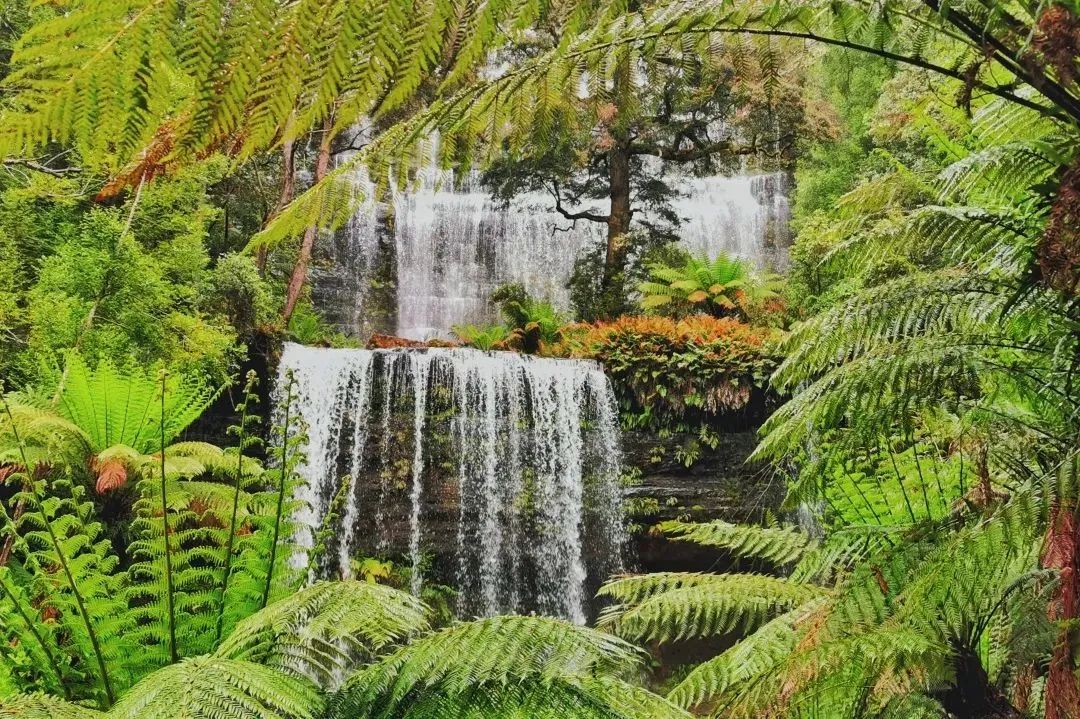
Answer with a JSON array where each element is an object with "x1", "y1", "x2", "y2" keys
[
  {"x1": 262, "y1": 369, "x2": 300, "y2": 609},
  {"x1": 307, "y1": 475, "x2": 351, "y2": 581}
]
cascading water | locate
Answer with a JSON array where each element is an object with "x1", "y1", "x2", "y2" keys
[
  {"x1": 674, "y1": 172, "x2": 791, "y2": 263},
  {"x1": 313, "y1": 166, "x2": 791, "y2": 340},
  {"x1": 277, "y1": 342, "x2": 625, "y2": 624},
  {"x1": 392, "y1": 176, "x2": 606, "y2": 340}
]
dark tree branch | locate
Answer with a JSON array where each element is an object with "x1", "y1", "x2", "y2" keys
[
  {"x1": 628, "y1": 134, "x2": 794, "y2": 161},
  {"x1": 3, "y1": 158, "x2": 82, "y2": 176},
  {"x1": 543, "y1": 23, "x2": 1065, "y2": 122},
  {"x1": 921, "y1": 0, "x2": 1080, "y2": 123},
  {"x1": 546, "y1": 180, "x2": 608, "y2": 223}
]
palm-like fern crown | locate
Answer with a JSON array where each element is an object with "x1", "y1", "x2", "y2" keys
[
  {"x1": 639, "y1": 252, "x2": 780, "y2": 318},
  {"x1": 55, "y1": 353, "x2": 216, "y2": 454},
  {"x1": 0, "y1": 363, "x2": 324, "y2": 708}
]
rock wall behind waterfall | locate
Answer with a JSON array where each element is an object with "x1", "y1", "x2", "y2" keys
[
  {"x1": 276, "y1": 343, "x2": 625, "y2": 624},
  {"x1": 311, "y1": 171, "x2": 791, "y2": 340}
]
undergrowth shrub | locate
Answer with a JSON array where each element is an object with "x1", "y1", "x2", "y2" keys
[{"x1": 559, "y1": 315, "x2": 779, "y2": 440}]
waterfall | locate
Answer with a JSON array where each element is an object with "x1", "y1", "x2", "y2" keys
[
  {"x1": 276, "y1": 342, "x2": 625, "y2": 623},
  {"x1": 674, "y1": 173, "x2": 791, "y2": 264},
  {"x1": 392, "y1": 177, "x2": 606, "y2": 340},
  {"x1": 313, "y1": 168, "x2": 790, "y2": 340}
]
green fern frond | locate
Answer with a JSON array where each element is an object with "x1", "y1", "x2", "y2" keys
[
  {"x1": 0, "y1": 693, "x2": 102, "y2": 719},
  {"x1": 216, "y1": 580, "x2": 428, "y2": 687},
  {"x1": 0, "y1": 404, "x2": 89, "y2": 472},
  {"x1": 331, "y1": 616, "x2": 664, "y2": 719},
  {"x1": 55, "y1": 354, "x2": 217, "y2": 454},
  {"x1": 350, "y1": 677, "x2": 693, "y2": 719},
  {"x1": 332, "y1": 613, "x2": 643, "y2": 712},
  {"x1": 109, "y1": 656, "x2": 321, "y2": 719},
  {"x1": 598, "y1": 573, "x2": 825, "y2": 642},
  {"x1": 666, "y1": 599, "x2": 825, "y2": 710},
  {"x1": 659, "y1": 520, "x2": 810, "y2": 564}
]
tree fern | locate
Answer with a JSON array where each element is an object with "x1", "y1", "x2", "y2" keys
[
  {"x1": 55, "y1": 353, "x2": 216, "y2": 455},
  {"x1": 0, "y1": 396, "x2": 125, "y2": 707}
]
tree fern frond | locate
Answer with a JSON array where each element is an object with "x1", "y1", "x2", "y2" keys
[
  {"x1": 666, "y1": 599, "x2": 825, "y2": 710},
  {"x1": 0, "y1": 693, "x2": 102, "y2": 719},
  {"x1": 216, "y1": 580, "x2": 428, "y2": 688},
  {"x1": 109, "y1": 656, "x2": 321, "y2": 719},
  {"x1": 335, "y1": 615, "x2": 644, "y2": 712},
  {"x1": 937, "y1": 136, "x2": 1075, "y2": 205},
  {"x1": 355, "y1": 677, "x2": 692, "y2": 719},
  {"x1": 598, "y1": 573, "x2": 825, "y2": 642},
  {"x1": 659, "y1": 520, "x2": 810, "y2": 564}
]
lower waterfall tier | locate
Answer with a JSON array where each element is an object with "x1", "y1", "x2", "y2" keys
[{"x1": 277, "y1": 343, "x2": 626, "y2": 624}]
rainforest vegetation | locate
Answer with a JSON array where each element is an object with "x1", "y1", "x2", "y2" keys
[{"x1": 0, "y1": 1, "x2": 1078, "y2": 718}]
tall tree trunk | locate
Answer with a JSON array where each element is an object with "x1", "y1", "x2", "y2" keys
[
  {"x1": 282, "y1": 118, "x2": 333, "y2": 324},
  {"x1": 258, "y1": 137, "x2": 296, "y2": 275},
  {"x1": 605, "y1": 140, "x2": 632, "y2": 284},
  {"x1": 602, "y1": 50, "x2": 634, "y2": 300},
  {"x1": 1042, "y1": 503, "x2": 1080, "y2": 719}
]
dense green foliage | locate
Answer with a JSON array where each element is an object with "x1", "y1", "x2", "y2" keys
[{"x1": 595, "y1": 20, "x2": 1080, "y2": 719}]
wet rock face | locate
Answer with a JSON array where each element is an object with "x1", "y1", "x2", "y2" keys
[
  {"x1": 621, "y1": 428, "x2": 783, "y2": 574},
  {"x1": 277, "y1": 343, "x2": 626, "y2": 624}
]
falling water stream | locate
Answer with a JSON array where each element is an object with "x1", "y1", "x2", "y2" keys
[{"x1": 278, "y1": 343, "x2": 625, "y2": 623}]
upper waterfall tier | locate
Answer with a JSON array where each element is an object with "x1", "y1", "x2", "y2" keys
[
  {"x1": 276, "y1": 343, "x2": 626, "y2": 624},
  {"x1": 313, "y1": 171, "x2": 790, "y2": 340}
]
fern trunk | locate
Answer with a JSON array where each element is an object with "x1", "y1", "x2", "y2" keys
[
  {"x1": 939, "y1": 644, "x2": 1024, "y2": 718},
  {"x1": 282, "y1": 116, "x2": 334, "y2": 322},
  {"x1": 159, "y1": 373, "x2": 179, "y2": 663},
  {"x1": 1042, "y1": 503, "x2": 1080, "y2": 719}
]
